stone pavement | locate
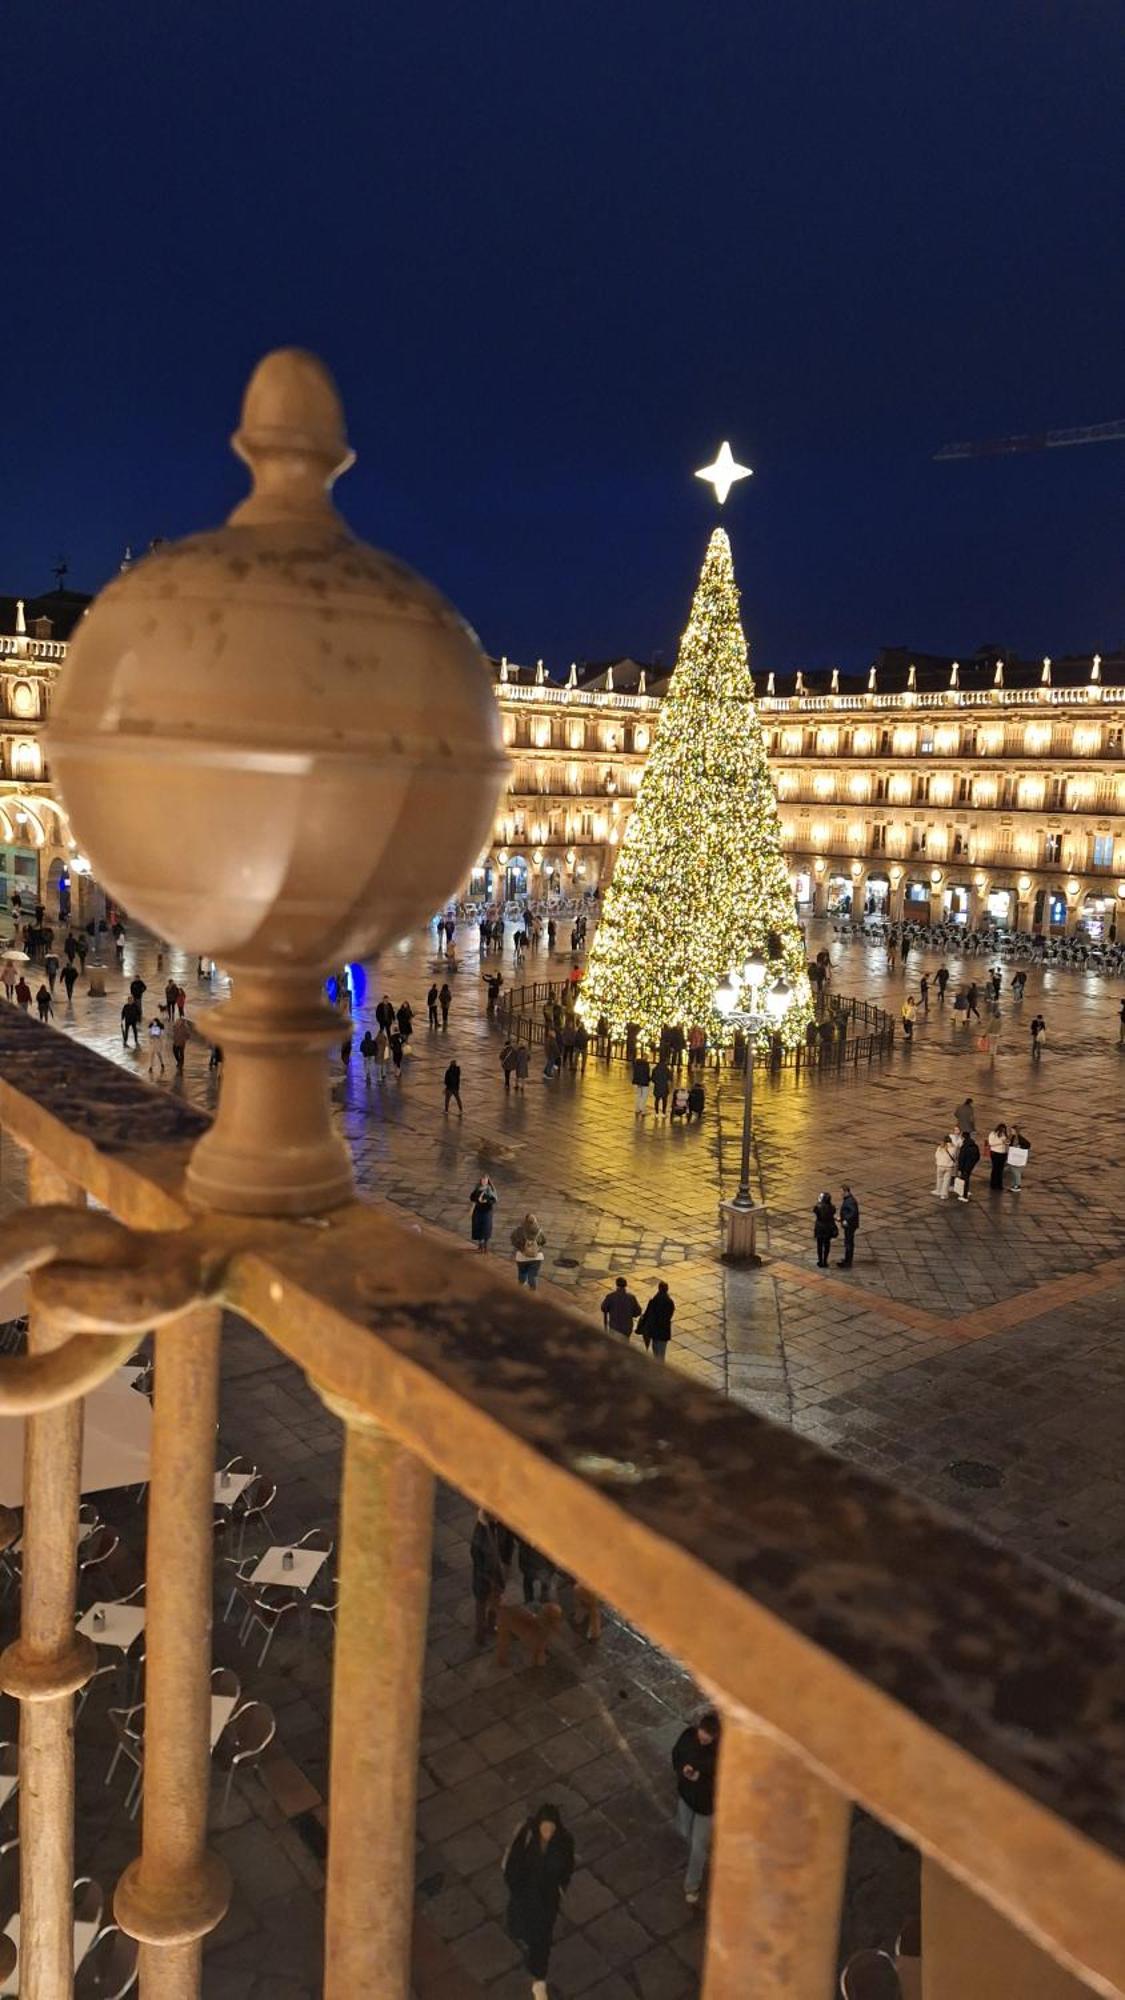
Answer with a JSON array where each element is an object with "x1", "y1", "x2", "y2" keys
[{"x1": 2, "y1": 917, "x2": 1123, "y2": 1995}]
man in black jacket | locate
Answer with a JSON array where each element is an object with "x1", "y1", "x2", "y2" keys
[
  {"x1": 838, "y1": 1187, "x2": 860, "y2": 1268},
  {"x1": 672, "y1": 1711, "x2": 720, "y2": 1905},
  {"x1": 638, "y1": 1282, "x2": 675, "y2": 1360}
]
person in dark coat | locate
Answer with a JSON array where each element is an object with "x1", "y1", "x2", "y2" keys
[
  {"x1": 638, "y1": 1281, "x2": 675, "y2": 1360},
  {"x1": 469, "y1": 1174, "x2": 496, "y2": 1248},
  {"x1": 503, "y1": 1803, "x2": 575, "y2": 1997},
  {"x1": 470, "y1": 1508, "x2": 513, "y2": 1643},
  {"x1": 686, "y1": 1081, "x2": 706, "y2": 1122},
  {"x1": 956, "y1": 1132, "x2": 981, "y2": 1202},
  {"x1": 427, "y1": 982, "x2": 439, "y2": 1029},
  {"x1": 813, "y1": 1191, "x2": 837, "y2": 1267},
  {"x1": 61, "y1": 960, "x2": 78, "y2": 1004},
  {"x1": 601, "y1": 1276, "x2": 641, "y2": 1337},
  {"x1": 838, "y1": 1187, "x2": 860, "y2": 1268},
  {"x1": 651, "y1": 1059, "x2": 672, "y2": 1116},
  {"x1": 375, "y1": 994, "x2": 395, "y2": 1033},
  {"x1": 517, "y1": 1536, "x2": 555, "y2": 1604},
  {"x1": 444, "y1": 1058, "x2": 463, "y2": 1115},
  {"x1": 672, "y1": 1711, "x2": 720, "y2": 1904}
]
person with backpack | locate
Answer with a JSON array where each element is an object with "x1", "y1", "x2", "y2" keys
[
  {"x1": 35, "y1": 983, "x2": 54, "y2": 1023},
  {"x1": 511, "y1": 1214, "x2": 547, "y2": 1289}
]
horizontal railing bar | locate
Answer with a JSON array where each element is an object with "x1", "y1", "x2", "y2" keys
[{"x1": 2, "y1": 1009, "x2": 1124, "y2": 1992}]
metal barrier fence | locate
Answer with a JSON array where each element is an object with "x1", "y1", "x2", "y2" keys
[{"x1": 501, "y1": 979, "x2": 897, "y2": 1072}]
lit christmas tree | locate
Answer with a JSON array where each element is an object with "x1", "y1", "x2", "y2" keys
[{"x1": 577, "y1": 527, "x2": 814, "y2": 1047}]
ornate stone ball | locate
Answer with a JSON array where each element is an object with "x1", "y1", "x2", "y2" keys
[
  {"x1": 46, "y1": 350, "x2": 509, "y2": 1214},
  {"x1": 48, "y1": 348, "x2": 507, "y2": 972}
]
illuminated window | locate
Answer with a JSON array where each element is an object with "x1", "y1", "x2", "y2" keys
[{"x1": 1093, "y1": 834, "x2": 1114, "y2": 867}]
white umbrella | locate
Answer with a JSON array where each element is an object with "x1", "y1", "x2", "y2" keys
[{"x1": 1, "y1": 949, "x2": 30, "y2": 964}]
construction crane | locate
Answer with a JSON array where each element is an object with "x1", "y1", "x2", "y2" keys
[{"x1": 934, "y1": 419, "x2": 1125, "y2": 461}]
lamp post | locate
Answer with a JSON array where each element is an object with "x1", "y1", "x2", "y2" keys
[{"x1": 714, "y1": 958, "x2": 791, "y2": 1262}]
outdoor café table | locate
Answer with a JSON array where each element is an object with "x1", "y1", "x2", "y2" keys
[
  {"x1": 251, "y1": 1546, "x2": 328, "y2": 1592},
  {"x1": 213, "y1": 1470, "x2": 255, "y2": 1508},
  {"x1": 76, "y1": 1601, "x2": 146, "y2": 1654},
  {"x1": 210, "y1": 1694, "x2": 238, "y2": 1750},
  {"x1": 0, "y1": 1364, "x2": 151, "y2": 1507},
  {"x1": 1, "y1": 1912, "x2": 99, "y2": 1994},
  {"x1": 0, "y1": 1768, "x2": 15, "y2": 1814}
]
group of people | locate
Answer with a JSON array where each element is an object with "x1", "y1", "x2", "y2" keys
[
  {"x1": 811, "y1": 1187, "x2": 861, "y2": 1268},
  {"x1": 933, "y1": 1096, "x2": 1031, "y2": 1200},
  {"x1": 600, "y1": 1275, "x2": 677, "y2": 1357},
  {"x1": 630, "y1": 1055, "x2": 706, "y2": 1122}
]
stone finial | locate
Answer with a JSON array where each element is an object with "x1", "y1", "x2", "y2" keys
[
  {"x1": 830, "y1": 668, "x2": 839, "y2": 692},
  {"x1": 604, "y1": 664, "x2": 614, "y2": 692},
  {"x1": 868, "y1": 666, "x2": 877, "y2": 691},
  {"x1": 14, "y1": 599, "x2": 25, "y2": 636},
  {"x1": 567, "y1": 661, "x2": 577, "y2": 688},
  {"x1": 637, "y1": 668, "x2": 646, "y2": 693},
  {"x1": 1041, "y1": 656, "x2": 1051, "y2": 685},
  {"x1": 1091, "y1": 653, "x2": 1101, "y2": 682},
  {"x1": 230, "y1": 348, "x2": 355, "y2": 524},
  {"x1": 994, "y1": 659, "x2": 1004, "y2": 687},
  {"x1": 907, "y1": 664, "x2": 916, "y2": 689},
  {"x1": 535, "y1": 658, "x2": 545, "y2": 685},
  {"x1": 950, "y1": 661, "x2": 960, "y2": 687}
]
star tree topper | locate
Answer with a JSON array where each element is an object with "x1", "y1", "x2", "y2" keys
[{"x1": 694, "y1": 440, "x2": 753, "y2": 505}]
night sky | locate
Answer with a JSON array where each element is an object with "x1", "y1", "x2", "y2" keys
[{"x1": 3, "y1": 3, "x2": 1121, "y2": 675}]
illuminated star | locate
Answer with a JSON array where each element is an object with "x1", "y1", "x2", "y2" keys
[{"x1": 694, "y1": 441, "x2": 753, "y2": 505}]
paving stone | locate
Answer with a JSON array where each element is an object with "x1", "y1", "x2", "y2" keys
[{"x1": 451, "y1": 1918, "x2": 523, "y2": 1982}]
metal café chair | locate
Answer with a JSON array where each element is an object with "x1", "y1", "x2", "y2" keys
[
  {"x1": 236, "y1": 1583, "x2": 302, "y2": 1667},
  {"x1": 840, "y1": 1948, "x2": 903, "y2": 1999},
  {"x1": 104, "y1": 1706, "x2": 145, "y2": 1820},
  {"x1": 219, "y1": 1556, "x2": 258, "y2": 1624},
  {"x1": 309, "y1": 1576, "x2": 339, "y2": 1635},
  {"x1": 77, "y1": 1527, "x2": 120, "y2": 1598},
  {"x1": 232, "y1": 1476, "x2": 277, "y2": 1558},
  {"x1": 210, "y1": 1664, "x2": 241, "y2": 1704},
  {"x1": 73, "y1": 1876, "x2": 105, "y2": 1934},
  {"x1": 75, "y1": 1923, "x2": 139, "y2": 1998},
  {"x1": 212, "y1": 1700, "x2": 276, "y2": 1820},
  {"x1": 77, "y1": 1662, "x2": 120, "y2": 1719},
  {"x1": 0, "y1": 1742, "x2": 18, "y2": 1816}
]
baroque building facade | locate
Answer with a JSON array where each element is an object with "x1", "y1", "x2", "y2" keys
[
  {"x1": 481, "y1": 648, "x2": 1125, "y2": 937},
  {"x1": 3, "y1": 593, "x2": 1123, "y2": 941}
]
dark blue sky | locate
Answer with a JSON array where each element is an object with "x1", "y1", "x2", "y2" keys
[{"x1": 2, "y1": 2, "x2": 1121, "y2": 673}]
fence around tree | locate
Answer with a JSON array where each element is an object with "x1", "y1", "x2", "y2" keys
[{"x1": 500, "y1": 976, "x2": 897, "y2": 1072}]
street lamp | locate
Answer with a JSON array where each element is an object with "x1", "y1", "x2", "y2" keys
[{"x1": 714, "y1": 964, "x2": 790, "y2": 1260}]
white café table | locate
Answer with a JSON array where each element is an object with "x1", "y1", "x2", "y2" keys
[
  {"x1": 76, "y1": 1601, "x2": 146, "y2": 1654},
  {"x1": 0, "y1": 1365, "x2": 151, "y2": 1509},
  {"x1": 1, "y1": 1913, "x2": 100, "y2": 1995},
  {"x1": 213, "y1": 1471, "x2": 255, "y2": 1508},
  {"x1": 251, "y1": 1546, "x2": 328, "y2": 1592}
]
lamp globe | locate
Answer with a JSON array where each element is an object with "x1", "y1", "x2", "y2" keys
[{"x1": 48, "y1": 350, "x2": 508, "y2": 1214}]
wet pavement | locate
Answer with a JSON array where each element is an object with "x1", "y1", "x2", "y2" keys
[{"x1": 2, "y1": 917, "x2": 1123, "y2": 1995}]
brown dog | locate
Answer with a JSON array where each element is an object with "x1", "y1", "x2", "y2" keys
[
  {"x1": 495, "y1": 1600, "x2": 562, "y2": 1668},
  {"x1": 572, "y1": 1584, "x2": 603, "y2": 1642}
]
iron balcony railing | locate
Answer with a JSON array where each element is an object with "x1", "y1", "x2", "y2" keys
[{"x1": 1, "y1": 1009, "x2": 1122, "y2": 1996}]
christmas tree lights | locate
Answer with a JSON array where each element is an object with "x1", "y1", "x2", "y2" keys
[{"x1": 577, "y1": 528, "x2": 814, "y2": 1048}]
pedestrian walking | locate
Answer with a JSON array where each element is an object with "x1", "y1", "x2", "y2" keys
[
  {"x1": 470, "y1": 1509, "x2": 513, "y2": 1644},
  {"x1": 499, "y1": 1039, "x2": 516, "y2": 1090},
  {"x1": 171, "y1": 1015, "x2": 190, "y2": 1073},
  {"x1": 512, "y1": 1214, "x2": 547, "y2": 1288},
  {"x1": 388, "y1": 1027, "x2": 403, "y2": 1080},
  {"x1": 933, "y1": 1133, "x2": 957, "y2": 1199},
  {"x1": 672, "y1": 1712, "x2": 720, "y2": 1906},
  {"x1": 514, "y1": 1043, "x2": 530, "y2": 1093},
  {"x1": 919, "y1": 973, "x2": 929, "y2": 1012},
  {"x1": 1030, "y1": 1014, "x2": 1046, "y2": 1060},
  {"x1": 954, "y1": 1095, "x2": 975, "y2": 1135},
  {"x1": 359, "y1": 1029, "x2": 377, "y2": 1083},
  {"x1": 685, "y1": 1080, "x2": 706, "y2": 1122},
  {"x1": 129, "y1": 975, "x2": 147, "y2": 1013},
  {"x1": 14, "y1": 976, "x2": 32, "y2": 1012},
  {"x1": 955, "y1": 1130, "x2": 981, "y2": 1202},
  {"x1": 374, "y1": 1028, "x2": 389, "y2": 1081},
  {"x1": 147, "y1": 1018, "x2": 166, "y2": 1075},
  {"x1": 987, "y1": 1122, "x2": 1009, "y2": 1191},
  {"x1": 61, "y1": 961, "x2": 78, "y2": 1004},
  {"x1": 601, "y1": 1275, "x2": 641, "y2": 1337},
  {"x1": 502, "y1": 1804, "x2": 575, "y2": 2000},
  {"x1": 638, "y1": 1280, "x2": 675, "y2": 1360},
  {"x1": 439, "y1": 982, "x2": 452, "y2": 1029},
  {"x1": 901, "y1": 994, "x2": 917, "y2": 1041},
  {"x1": 120, "y1": 999, "x2": 140, "y2": 1047},
  {"x1": 340, "y1": 1030, "x2": 353, "y2": 1068},
  {"x1": 838, "y1": 1186, "x2": 860, "y2": 1266},
  {"x1": 396, "y1": 1000, "x2": 413, "y2": 1041},
  {"x1": 813, "y1": 1191, "x2": 837, "y2": 1267},
  {"x1": 427, "y1": 982, "x2": 439, "y2": 1029},
  {"x1": 163, "y1": 977, "x2": 178, "y2": 1019},
  {"x1": 935, "y1": 965, "x2": 949, "y2": 1003},
  {"x1": 443, "y1": 1057, "x2": 462, "y2": 1114},
  {"x1": 44, "y1": 951, "x2": 59, "y2": 992},
  {"x1": 35, "y1": 984, "x2": 53, "y2": 1023},
  {"x1": 964, "y1": 983, "x2": 981, "y2": 1022},
  {"x1": 632, "y1": 1053, "x2": 651, "y2": 1115},
  {"x1": 468, "y1": 1173, "x2": 496, "y2": 1248},
  {"x1": 1005, "y1": 1125, "x2": 1031, "y2": 1192}
]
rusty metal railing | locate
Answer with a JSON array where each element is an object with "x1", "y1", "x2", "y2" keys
[{"x1": 0, "y1": 1006, "x2": 1123, "y2": 1998}]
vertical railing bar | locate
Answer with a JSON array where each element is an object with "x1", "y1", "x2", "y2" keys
[
  {"x1": 316, "y1": 1395, "x2": 434, "y2": 1999},
  {"x1": 114, "y1": 1304, "x2": 230, "y2": 2000},
  {"x1": 0, "y1": 1154, "x2": 92, "y2": 2000},
  {"x1": 701, "y1": 1714, "x2": 850, "y2": 1999}
]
